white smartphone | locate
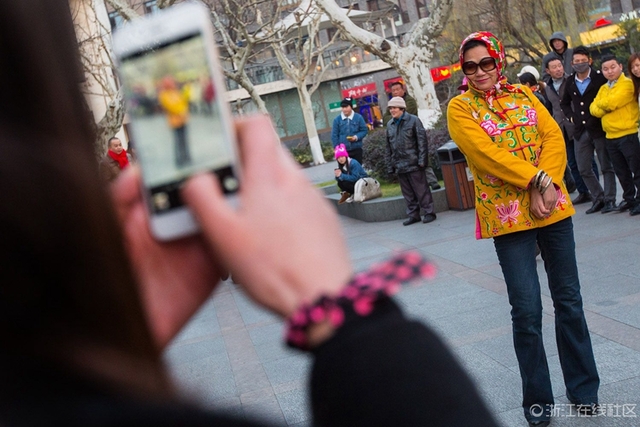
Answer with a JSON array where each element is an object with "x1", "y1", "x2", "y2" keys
[{"x1": 112, "y1": 1, "x2": 240, "y2": 241}]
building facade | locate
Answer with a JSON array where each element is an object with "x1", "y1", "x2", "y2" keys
[{"x1": 100, "y1": 0, "x2": 640, "y2": 147}]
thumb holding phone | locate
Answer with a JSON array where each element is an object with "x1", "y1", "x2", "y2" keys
[{"x1": 182, "y1": 115, "x2": 353, "y2": 317}]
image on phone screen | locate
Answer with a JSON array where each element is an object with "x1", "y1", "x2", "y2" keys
[{"x1": 118, "y1": 32, "x2": 238, "y2": 214}]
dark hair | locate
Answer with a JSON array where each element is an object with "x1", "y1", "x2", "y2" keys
[
  {"x1": 600, "y1": 54, "x2": 619, "y2": 65},
  {"x1": 461, "y1": 39, "x2": 486, "y2": 56},
  {"x1": 572, "y1": 46, "x2": 591, "y2": 59},
  {"x1": 545, "y1": 57, "x2": 562, "y2": 69},
  {"x1": 628, "y1": 53, "x2": 640, "y2": 99},
  {"x1": 518, "y1": 72, "x2": 538, "y2": 87},
  {"x1": 390, "y1": 81, "x2": 404, "y2": 89},
  {"x1": 0, "y1": 0, "x2": 166, "y2": 393}
]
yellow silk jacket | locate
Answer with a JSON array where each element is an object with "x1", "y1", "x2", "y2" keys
[{"x1": 447, "y1": 85, "x2": 574, "y2": 239}]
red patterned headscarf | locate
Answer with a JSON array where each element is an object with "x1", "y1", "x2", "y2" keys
[{"x1": 458, "y1": 31, "x2": 525, "y2": 119}]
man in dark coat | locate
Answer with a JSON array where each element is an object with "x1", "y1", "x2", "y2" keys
[
  {"x1": 560, "y1": 46, "x2": 617, "y2": 213},
  {"x1": 385, "y1": 97, "x2": 436, "y2": 226},
  {"x1": 383, "y1": 82, "x2": 441, "y2": 190}
]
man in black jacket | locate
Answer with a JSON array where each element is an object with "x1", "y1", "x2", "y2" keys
[
  {"x1": 561, "y1": 46, "x2": 617, "y2": 213},
  {"x1": 385, "y1": 97, "x2": 436, "y2": 226}
]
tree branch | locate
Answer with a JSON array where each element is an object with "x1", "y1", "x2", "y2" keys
[{"x1": 104, "y1": 0, "x2": 139, "y2": 21}]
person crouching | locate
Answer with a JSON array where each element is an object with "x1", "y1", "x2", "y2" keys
[
  {"x1": 385, "y1": 97, "x2": 436, "y2": 225},
  {"x1": 334, "y1": 143, "x2": 368, "y2": 204}
]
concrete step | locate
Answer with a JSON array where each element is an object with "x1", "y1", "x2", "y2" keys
[{"x1": 323, "y1": 185, "x2": 449, "y2": 222}]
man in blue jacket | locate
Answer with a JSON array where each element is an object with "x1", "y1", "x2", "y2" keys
[{"x1": 331, "y1": 97, "x2": 369, "y2": 163}]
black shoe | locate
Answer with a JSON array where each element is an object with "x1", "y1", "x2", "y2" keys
[
  {"x1": 528, "y1": 421, "x2": 550, "y2": 427},
  {"x1": 630, "y1": 203, "x2": 640, "y2": 216},
  {"x1": 585, "y1": 200, "x2": 604, "y2": 214},
  {"x1": 430, "y1": 183, "x2": 441, "y2": 190},
  {"x1": 617, "y1": 200, "x2": 633, "y2": 212},
  {"x1": 601, "y1": 201, "x2": 617, "y2": 213},
  {"x1": 571, "y1": 193, "x2": 591, "y2": 205},
  {"x1": 422, "y1": 213, "x2": 437, "y2": 223},
  {"x1": 403, "y1": 217, "x2": 421, "y2": 226}
]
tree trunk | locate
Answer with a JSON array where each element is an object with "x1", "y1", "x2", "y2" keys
[
  {"x1": 297, "y1": 85, "x2": 325, "y2": 165},
  {"x1": 397, "y1": 48, "x2": 441, "y2": 129}
]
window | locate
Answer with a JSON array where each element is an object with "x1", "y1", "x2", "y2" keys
[
  {"x1": 415, "y1": 0, "x2": 429, "y2": 18},
  {"x1": 108, "y1": 11, "x2": 123, "y2": 30},
  {"x1": 144, "y1": 0, "x2": 159, "y2": 14},
  {"x1": 611, "y1": 0, "x2": 623, "y2": 14},
  {"x1": 367, "y1": 0, "x2": 380, "y2": 12},
  {"x1": 396, "y1": 0, "x2": 410, "y2": 25}
]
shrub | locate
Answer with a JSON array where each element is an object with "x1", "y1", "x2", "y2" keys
[
  {"x1": 362, "y1": 119, "x2": 452, "y2": 182},
  {"x1": 425, "y1": 123, "x2": 452, "y2": 180},
  {"x1": 289, "y1": 141, "x2": 334, "y2": 165},
  {"x1": 362, "y1": 128, "x2": 397, "y2": 183}
]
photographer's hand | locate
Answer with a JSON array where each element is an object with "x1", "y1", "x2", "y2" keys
[
  {"x1": 183, "y1": 115, "x2": 353, "y2": 317},
  {"x1": 111, "y1": 167, "x2": 222, "y2": 349}
]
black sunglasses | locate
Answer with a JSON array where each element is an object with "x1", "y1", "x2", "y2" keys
[{"x1": 462, "y1": 57, "x2": 497, "y2": 75}]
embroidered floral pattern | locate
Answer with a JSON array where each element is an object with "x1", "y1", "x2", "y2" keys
[
  {"x1": 496, "y1": 200, "x2": 521, "y2": 227},
  {"x1": 556, "y1": 187, "x2": 567, "y2": 210},
  {"x1": 480, "y1": 119, "x2": 501, "y2": 136},
  {"x1": 525, "y1": 108, "x2": 538, "y2": 125}
]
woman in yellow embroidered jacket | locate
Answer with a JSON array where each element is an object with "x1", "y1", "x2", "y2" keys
[
  {"x1": 447, "y1": 32, "x2": 599, "y2": 427},
  {"x1": 158, "y1": 76, "x2": 192, "y2": 167}
]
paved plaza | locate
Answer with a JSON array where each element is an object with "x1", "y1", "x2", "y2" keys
[{"x1": 164, "y1": 162, "x2": 640, "y2": 426}]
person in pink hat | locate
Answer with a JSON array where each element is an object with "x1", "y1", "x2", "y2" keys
[{"x1": 334, "y1": 143, "x2": 368, "y2": 204}]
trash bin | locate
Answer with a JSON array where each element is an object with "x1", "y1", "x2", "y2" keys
[{"x1": 437, "y1": 141, "x2": 475, "y2": 210}]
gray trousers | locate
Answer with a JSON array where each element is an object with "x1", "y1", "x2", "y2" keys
[
  {"x1": 425, "y1": 166, "x2": 438, "y2": 185},
  {"x1": 398, "y1": 169, "x2": 434, "y2": 219},
  {"x1": 574, "y1": 131, "x2": 616, "y2": 203}
]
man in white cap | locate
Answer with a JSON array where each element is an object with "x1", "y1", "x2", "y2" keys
[{"x1": 385, "y1": 97, "x2": 436, "y2": 226}]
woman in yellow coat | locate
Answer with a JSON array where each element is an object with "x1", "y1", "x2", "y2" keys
[
  {"x1": 447, "y1": 32, "x2": 599, "y2": 427},
  {"x1": 158, "y1": 76, "x2": 191, "y2": 167}
]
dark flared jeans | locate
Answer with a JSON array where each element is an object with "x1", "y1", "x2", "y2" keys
[{"x1": 493, "y1": 218, "x2": 599, "y2": 423}]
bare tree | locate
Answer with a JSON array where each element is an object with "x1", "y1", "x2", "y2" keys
[
  {"x1": 315, "y1": 0, "x2": 453, "y2": 129},
  {"x1": 204, "y1": 0, "x2": 282, "y2": 113},
  {"x1": 269, "y1": 0, "x2": 352, "y2": 164},
  {"x1": 71, "y1": 0, "x2": 126, "y2": 158},
  {"x1": 104, "y1": 0, "x2": 138, "y2": 20}
]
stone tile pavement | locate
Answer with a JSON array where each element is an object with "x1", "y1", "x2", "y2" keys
[{"x1": 163, "y1": 164, "x2": 640, "y2": 426}]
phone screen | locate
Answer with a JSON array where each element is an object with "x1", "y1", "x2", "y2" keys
[{"x1": 119, "y1": 32, "x2": 238, "y2": 214}]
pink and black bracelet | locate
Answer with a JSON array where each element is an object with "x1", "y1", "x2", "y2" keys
[{"x1": 285, "y1": 252, "x2": 436, "y2": 351}]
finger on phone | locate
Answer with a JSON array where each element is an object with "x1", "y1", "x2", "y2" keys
[
  {"x1": 182, "y1": 173, "x2": 242, "y2": 254},
  {"x1": 110, "y1": 166, "x2": 142, "y2": 207}
]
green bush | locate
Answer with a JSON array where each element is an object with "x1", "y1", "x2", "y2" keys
[
  {"x1": 362, "y1": 119, "x2": 451, "y2": 182},
  {"x1": 362, "y1": 128, "x2": 397, "y2": 183},
  {"x1": 289, "y1": 140, "x2": 334, "y2": 165}
]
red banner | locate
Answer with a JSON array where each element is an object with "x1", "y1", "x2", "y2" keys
[
  {"x1": 341, "y1": 82, "x2": 377, "y2": 99},
  {"x1": 384, "y1": 63, "x2": 462, "y2": 90},
  {"x1": 431, "y1": 65, "x2": 453, "y2": 83}
]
